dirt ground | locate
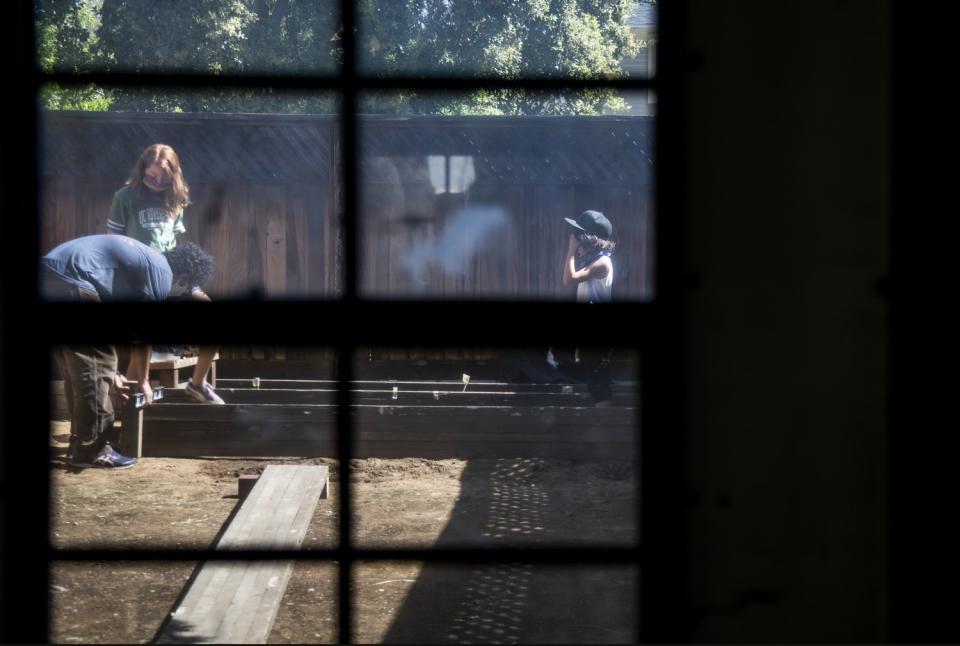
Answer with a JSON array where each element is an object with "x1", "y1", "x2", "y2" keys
[{"x1": 49, "y1": 420, "x2": 638, "y2": 644}]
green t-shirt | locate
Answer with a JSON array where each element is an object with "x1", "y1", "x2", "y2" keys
[{"x1": 106, "y1": 185, "x2": 185, "y2": 252}]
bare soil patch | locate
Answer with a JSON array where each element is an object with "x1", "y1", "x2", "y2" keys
[{"x1": 49, "y1": 420, "x2": 637, "y2": 643}]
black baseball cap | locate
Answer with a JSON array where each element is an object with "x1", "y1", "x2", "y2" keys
[{"x1": 564, "y1": 210, "x2": 612, "y2": 240}]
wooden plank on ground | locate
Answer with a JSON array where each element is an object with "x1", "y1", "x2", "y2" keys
[{"x1": 156, "y1": 464, "x2": 328, "y2": 644}]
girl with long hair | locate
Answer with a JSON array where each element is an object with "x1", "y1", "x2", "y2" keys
[{"x1": 106, "y1": 143, "x2": 224, "y2": 405}]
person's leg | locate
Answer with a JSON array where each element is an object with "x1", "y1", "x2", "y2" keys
[
  {"x1": 186, "y1": 346, "x2": 224, "y2": 404},
  {"x1": 582, "y1": 347, "x2": 614, "y2": 407},
  {"x1": 53, "y1": 347, "x2": 78, "y2": 459},
  {"x1": 64, "y1": 345, "x2": 117, "y2": 463},
  {"x1": 190, "y1": 346, "x2": 217, "y2": 387},
  {"x1": 505, "y1": 348, "x2": 566, "y2": 384},
  {"x1": 551, "y1": 346, "x2": 586, "y2": 384}
]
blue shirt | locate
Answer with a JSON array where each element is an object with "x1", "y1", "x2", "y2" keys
[{"x1": 41, "y1": 234, "x2": 172, "y2": 302}]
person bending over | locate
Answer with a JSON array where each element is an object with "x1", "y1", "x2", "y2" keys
[{"x1": 42, "y1": 234, "x2": 215, "y2": 468}]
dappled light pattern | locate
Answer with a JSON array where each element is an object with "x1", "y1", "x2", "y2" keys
[
  {"x1": 445, "y1": 563, "x2": 531, "y2": 644},
  {"x1": 447, "y1": 459, "x2": 543, "y2": 643},
  {"x1": 481, "y1": 459, "x2": 549, "y2": 540},
  {"x1": 376, "y1": 455, "x2": 636, "y2": 642}
]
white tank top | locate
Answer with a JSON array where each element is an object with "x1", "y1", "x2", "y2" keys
[{"x1": 576, "y1": 259, "x2": 613, "y2": 303}]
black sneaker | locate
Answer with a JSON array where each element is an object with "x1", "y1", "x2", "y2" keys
[{"x1": 67, "y1": 445, "x2": 98, "y2": 468}]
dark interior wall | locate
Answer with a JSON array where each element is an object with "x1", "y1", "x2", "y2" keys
[
  {"x1": 9, "y1": 1, "x2": 948, "y2": 643},
  {"x1": 682, "y1": 1, "x2": 890, "y2": 641}
]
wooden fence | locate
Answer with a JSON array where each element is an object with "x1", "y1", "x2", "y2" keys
[{"x1": 41, "y1": 111, "x2": 653, "y2": 362}]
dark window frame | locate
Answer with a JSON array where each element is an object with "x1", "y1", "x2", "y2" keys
[{"x1": 1, "y1": 1, "x2": 686, "y2": 642}]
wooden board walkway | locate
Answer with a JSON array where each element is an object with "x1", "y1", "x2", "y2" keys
[
  {"x1": 156, "y1": 464, "x2": 328, "y2": 644},
  {"x1": 141, "y1": 403, "x2": 636, "y2": 460}
]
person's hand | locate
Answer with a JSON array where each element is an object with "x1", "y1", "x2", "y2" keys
[
  {"x1": 113, "y1": 374, "x2": 131, "y2": 403},
  {"x1": 132, "y1": 378, "x2": 154, "y2": 405},
  {"x1": 139, "y1": 380, "x2": 154, "y2": 405},
  {"x1": 567, "y1": 233, "x2": 580, "y2": 254}
]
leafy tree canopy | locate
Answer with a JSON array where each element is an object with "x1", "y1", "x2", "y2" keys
[{"x1": 36, "y1": 0, "x2": 651, "y2": 115}]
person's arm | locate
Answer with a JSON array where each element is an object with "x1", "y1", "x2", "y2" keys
[
  {"x1": 106, "y1": 189, "x2": 129, "y2": 235},
  {"x1": 561, "y1": 234, "x2": 580, "y2": 285},
  {"x1": 562, "y1": 235, "x2": 610, "y2": 285},
  {"x1": 125, "y1": 344, "x2": 153, "y2": 405},
  {"x1": 173, "y1": 210, "x2": 186, "y2": 237},
  {"x1": 112, "y1": 373, "x2": 131, "y2": 403}
]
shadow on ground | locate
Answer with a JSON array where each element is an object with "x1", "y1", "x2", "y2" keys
[{"x1": 377, "y1": 457, "x2": 638, "y2": 644}]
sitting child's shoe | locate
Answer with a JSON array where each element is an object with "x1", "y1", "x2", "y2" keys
[{"x1": 185, "y1": 380, "x2": 225, "y2": 405}]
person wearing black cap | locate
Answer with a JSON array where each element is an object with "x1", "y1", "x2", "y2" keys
[
  {"x1": 546, "y1": 210, "x2": 617, "y2": 406},
  {"x1": 561, "y1": 209, "x2": 615, "y2": 302}
]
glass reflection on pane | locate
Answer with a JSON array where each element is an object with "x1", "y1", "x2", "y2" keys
[
  {"x1": 355, "y1": 561, "x2": 638, "y2": 644},
  {"x1": 351, "y1": 346, "x2": 639, "y2": 549},
  {"x1": 35, "y1": 1, "x2": 340, "y2": 76},
  {"x1": 51, "y1": 561, "x2": 338, "y2": 644},
  {"x1": 357, "y1": 0, "x2": 657, "y2": 81},
  {"x1": 39, "y1": 89, "x2": 340, "y2": 301},
  {"x1": 50, "y1": 345, "x2": 339, "y2": 550},
  {"x1": 359, "y1": 91, "x2": 655, "y2": 300}
]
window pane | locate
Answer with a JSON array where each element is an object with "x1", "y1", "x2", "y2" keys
[
  {"x1": 39, "y1": 88, "x2": 341, "y2": 301},
  {"x1": 352, "y1": 347, "x2": 639, "y2": 549},
  {"x1": 358, "y1": 91, "x2": 655, "y2": 300},
  {"x1": 51, "y1": 560, "x2": 339, "y2": 643},
  {"x1": 50, "y1": 345, "x2": 338, "y2": 549},
  {"x1": 357, "y1": 1, "x2": 656, "y2": 81},
  {"x1": 355, "y1": 561, "x2": 638, "y2": 644},
  {"x1": 35, "y1": 1, "x2": 340, "y2": 76}
]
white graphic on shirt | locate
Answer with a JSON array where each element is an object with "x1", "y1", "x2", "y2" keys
[{"x1": 138, "y1": 207, "x2": 173, "y2": 229}]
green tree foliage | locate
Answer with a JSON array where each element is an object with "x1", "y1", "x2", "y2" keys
[
  {"x1": 359, "y1": 0, "x2": 641, "y2": 115},
  {"x1": 36, "y1": 0, "x2": 646, "y2": 115},
  {"x1": 36, "y1": 0, "x2": 112, "y2": 110}
]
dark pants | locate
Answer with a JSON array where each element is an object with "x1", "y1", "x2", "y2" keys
[
  {"x1": 550, "y1": 347, "x2": 614, "y2": 404},
  {"x1": 507, "y1": 347, "x2": 614, "y2": 405},
  {"x1": 44, "y1": 271, "x2": 119, "y2": 456},
  {"x1": 54, "y1": 345, "x2": 119, "y2": 457}
]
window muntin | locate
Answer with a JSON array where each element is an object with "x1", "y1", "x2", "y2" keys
[
  {"x1": 50, "y1": 560, "x2": 340, "y2": 643},
  {"x1": 351, "y1": 346, "x2": 639, "y2": 550},
  {"x1": 356, "y1": 1, "x2": 650, "y2": 82},
  {"x1": 358, "y1": 91, "x2": 655, "y2": 301},
  {"x1": 354, "y1": 561, "x2": 639, "y2": 644},
  {"x1": 38, "y1": 90, "x2": 341, "y2": 301},
  {"x1": 31, "y1": 2, "x2": 660, "y2": 644}
]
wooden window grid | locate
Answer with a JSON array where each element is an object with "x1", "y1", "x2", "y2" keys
[{"x1": 1, "y1": 1, "x2": 687, "y2": 642}]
